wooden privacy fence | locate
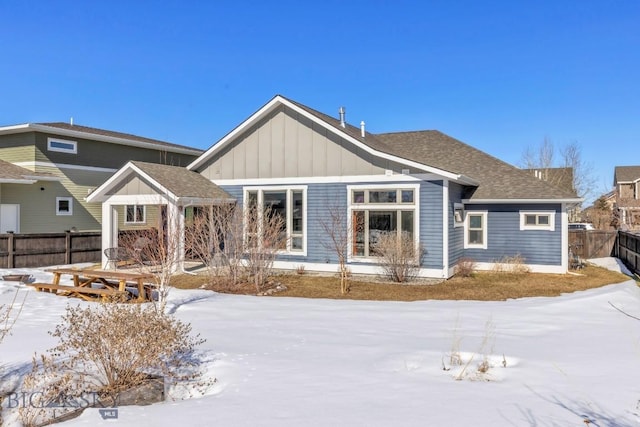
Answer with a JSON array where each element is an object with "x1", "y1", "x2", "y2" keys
[
  {"x1": 617, "y1": 231, "x2": 640, "y2": 276},
  {"x1": 568, "y1": 230, "x2": 617, "y2": 259},
  {"x1": 0, "y1": 231, "x2": 102, "y2": 268}
]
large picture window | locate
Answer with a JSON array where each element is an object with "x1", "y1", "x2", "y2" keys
[
  {"x1": 244, "y1": 187, "x2": 306, "y2": 254},
  {"x1": 348, "y1": 185, "x2": 418, "y2": 258}
]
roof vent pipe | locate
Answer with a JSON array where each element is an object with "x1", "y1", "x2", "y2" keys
[
  {"x1": 70, "y1": 117, "x2": 73, "y2": 126},
  {"x1": 360, "y1": 121, "x2": 365, "y2": 138},
  {"x1": 339, "y1": 107, "x2": 346, "y2": 128}
]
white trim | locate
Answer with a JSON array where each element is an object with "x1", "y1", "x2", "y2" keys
[
  {"x1": 472, "y1": 261, "x2": 566, "y2": 275},
  {"x1": 56, "y1": 196, "x2": 73, "y2": 216},
  {"x1": 242, "y1": 185, "x2": 308, "y2": 256},
  {"x1": 346, "y1": 183, "x2": 420, "y2": 261},
  {"x1": 463, "y1": 198, "x2": 583, "y2": 204},
  {"x1": 464, "y1": 211, "x2": 487, "y2": 249},
  {"x1": 47, "y1": 137, "x2": 77, "y2": 154},
  {"x1": 124, "y1": 204, "x2": 147, "y2": 224},
  {"x1": 16, "y1": 161, "x2": 117, "y2": 174},
  {"x1": 188, "y1": 96, "x2": 477, "y2": 185},
  {"x1": 519, "y1": 210, "x2": 556, "y2": 231},
  {"x1": 443, "y1": 180, "x2": 449, "y2": 275},
  {"x1": 561, "y1": 203, "x2": 569, "y2": 272},
  {"x1": 271, "y1": 260, "x2": 447, "y2": 278},
  {"x1": 212, "y1": 173, "x2": 438, "y2": 187},
  {"x1": 0, "y1": 179, "x2": 36, "y2": 184},
  {"x1": 104, "y1": 194, "x2": 168, "y2": 205}
]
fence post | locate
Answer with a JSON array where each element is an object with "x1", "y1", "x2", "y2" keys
[
  {"x1": 65, "y1": 230, "x2": 72, "y2": 265},
  {"x1": 7, "y1": 231, "x2": 15, "y2": 268}
]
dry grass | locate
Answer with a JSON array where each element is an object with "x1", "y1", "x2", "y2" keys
[{"x1": 169, "y1": 263, "x2": 633, "y2": 301}]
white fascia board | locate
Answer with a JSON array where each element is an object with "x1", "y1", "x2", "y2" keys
[
  {"x1": 187, "y1": 96, "x2": 478, "y2": 186},
  {"x1": 87, "y1": 162, "x2": 177, "y2": 204},
  {"x1": 103, "y1": 194, "x2": 168, "y2": 205},
  {"x1": 0, "y1": 178, "x2": 37, "y2": 184},
  {"x1": 22, "y1": 175, "x2": 62, "y2": 182},
  {"x1": 8, "y1": 124, "x2": 202, "y2": 156},
  {"x1": 462, "y1": 198, "x2": 584, "y2": 204}
]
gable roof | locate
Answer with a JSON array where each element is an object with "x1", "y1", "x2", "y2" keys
[
  {"x1": 614, "y1": 165, "x2": 640, "y2": 184},
  {"x1": 0, "y1": 122, "x2": 203, "y2": 156},
  {"x1": 87, "y1": 161, "x2": 234, "y2": 204},
  {"x1": 0, "y1": 159, "x2": 59, "y2": 183},
  {"x1": 191, "y1": 95, "x2": 580, "y2": 202}
]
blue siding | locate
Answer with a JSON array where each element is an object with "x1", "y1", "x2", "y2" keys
[
  {"x1": 464, "y1": 203, "x2": 562, "y2": 266},
  {"x1": 448, "y1": 182, "x2": 464, "y2": 265},
  {"x1": 220, "y1": 180, "x2": 445, "y2": 270},
  {"x1": 420, "y1": 180, "x2": 443, "y2": 269}
]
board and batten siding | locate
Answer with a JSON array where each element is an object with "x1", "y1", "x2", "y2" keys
[
  {"x1": 197, "y1": 105, "x2": 408, "y2": 180},
  {"x1": 464, "y1": 203, "x2": 562, "y2": 265}
]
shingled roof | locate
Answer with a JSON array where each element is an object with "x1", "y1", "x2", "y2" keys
[
  {"x1": 283, "y1": 96, "x2": 578, "y2": 201},
  {"x1": 130, "y1": 161, "x2": 233, "y2": 201},
  {"x1": 614, "y1": 165, "x2": 640, "y2": 184},
  {"x1": 0, "y1": 159, "x2": 56, "y2": 183}
]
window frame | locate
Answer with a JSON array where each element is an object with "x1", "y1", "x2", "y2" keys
[
  {"x1": 47, "y1": 137, "x2": 77, "y2": 154},
  {"x1": 243, "y1": 186, "x2": 307, "y2": 255},
  {"x1": 464, "y1": 211, "x2": 487, "y2": 249},
  {"x1": 347, "y1": 184, "x2": 420, "y2": 261},
  {"x1": 56, "y1": 197, "x2": 73, "y2": 216},
  {"x1": 519, "y1": 210, "x2": 555, "y2": 231},
  {"x1": 125, "y1": 204, "x2": 146, "y2": 224}
]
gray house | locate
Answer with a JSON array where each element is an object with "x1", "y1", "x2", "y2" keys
[
  {"x1": 0, "y1": 122, "x2": 203, "y2": 233},
  {"x1": 88, "y1": 95, "x2": 581, "y2": 277}
]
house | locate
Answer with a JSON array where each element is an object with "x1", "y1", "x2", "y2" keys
[
  {"x1": 88, "y1": 95, "x2": 581, "y2": 278},
  {"x1": 0, "y1": 122, "x2": 203, "y2": 233},
  {"x1": 613, "y1": 165, "x2": 640, "y2": 230}
]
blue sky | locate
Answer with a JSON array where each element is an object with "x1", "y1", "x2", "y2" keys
[{"x1": 1, "y1": 1, "x2": 638, "y2": 202}]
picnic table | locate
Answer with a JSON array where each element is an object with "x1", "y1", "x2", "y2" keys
[{"x1": 28, "y1": 268, "x2": 155, "y2": 302}]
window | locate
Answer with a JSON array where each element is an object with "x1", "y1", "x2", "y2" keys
[
  {"x1": 519, "y1": 211, "x2": 555, "y2": 231},
  {"x1": 453, "y1": 203, "x2": 464, "y2": 227},
  {"x1": 56, "y1": 197, "x2": 73, "y2": 216},
  {"x1": 464, "y1": 211, "x2": 487, "y2": 249},
  {"x1": 47, "y1": 137, "x2": 77, "y2": 154},
  {"x1": 125, "y1": 205, "x2": 146, "y2": 224},
  {"x1": 244, "y1": 187, "x2": 306, "y2": 253},
  {"x1": 348, "y1": 186, "x2": 418, "y2": 258}
]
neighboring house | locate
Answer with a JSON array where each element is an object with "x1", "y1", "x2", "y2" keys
[
  {"x1": 0, "y1": 122, "x2": 203, "y2": 233},
  {"x1": 613, "y1": 165, "x2": 640, "y2": 230},
  {"x1": 88, "y1": 95, "x2": 581, "y2": 277},
  {"x1": 524, "y1": 167, "x2": 580, "y2": 221}
]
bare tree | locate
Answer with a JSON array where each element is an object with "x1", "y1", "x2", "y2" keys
[
  {"x1": 243, "y1": 204, "x2": 286, "y2": 292},
  {"x1": 120, "y1": 208, "x2": 181, "y2": 309},
  {"x1": 319, "y1": 203, "x2": 351, "y2": 294},
  {"x1": 184, "y1": 203, "x2": 244, "y2": 290},
  {"x1": 520, "y1": 138, "x2": 596, "y2": 201}
]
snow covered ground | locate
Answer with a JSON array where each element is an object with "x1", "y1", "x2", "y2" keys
[{"x1": 1, "y1": 260, "x2": 639, "y2": 426}]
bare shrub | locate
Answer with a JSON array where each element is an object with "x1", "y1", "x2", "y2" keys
[
  {"x1": 455, "y1": 258, "x2": 477, "y2": 278},
  {"x1": 492, "y1": 254, "x2": 530, "y2": 275},
  {"x1": 22, "y1": 303, "x2": 206, "y2": 416},
  {"x1": 120, "y1": 222, "x2": 180, "y2": 308},
  {"x1": 372, "y1": 231, "x2": 423, "y2": 283},
  {"x1": 295, "y1": 265, "x2": 306, "y2": 275},
  {"x1": 0, "y1": 290, "x2": 25, "y2": 345},
  {"x1": 243, "y1": 204, "x2": 286, "y2": 292},
  {"x1": 319, "y1": 202, "x2": 351, "y2": 294},
  {"x1": 184, "y1": 204, "x2": 245, "y2": 291}
]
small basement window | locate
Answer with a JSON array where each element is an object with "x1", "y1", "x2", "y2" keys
[{"x1": 520, "y1": 211, "x2": 555, "y2": 231}]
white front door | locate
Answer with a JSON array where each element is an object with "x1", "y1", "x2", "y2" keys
[{"x1": 0, "y1": 204, "x2": 20, "y2": 233}]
